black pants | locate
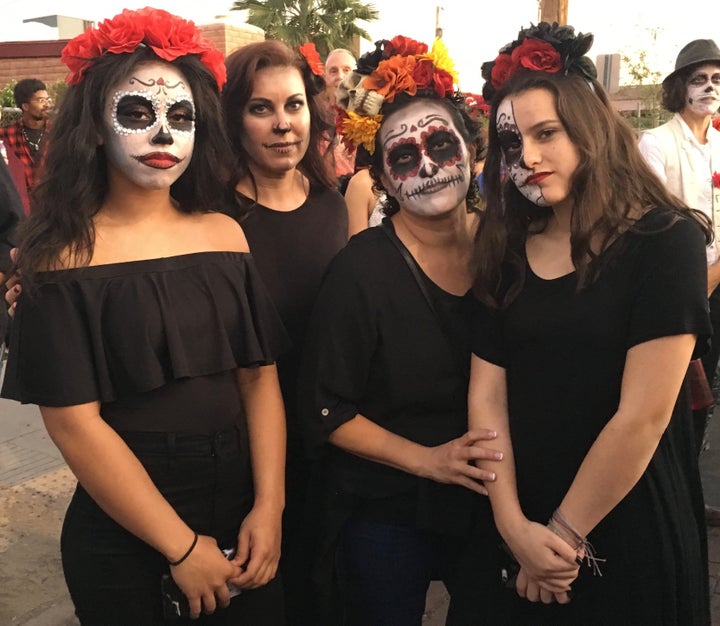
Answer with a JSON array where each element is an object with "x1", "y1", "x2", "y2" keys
[
  {"x1": 61, "y1": 428, "x2": 284, "y2": 625},
  {"x1": 693, "y1": 287, "x2": 720, "y2": 456}
]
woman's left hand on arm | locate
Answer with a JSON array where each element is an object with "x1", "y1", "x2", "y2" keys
[{"x1": 230, "y1": 364, "x2": 286, "y2": 589}]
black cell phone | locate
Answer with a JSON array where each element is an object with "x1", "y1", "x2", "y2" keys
[
  {"x1": 160, "y1": 548, "x2": 242, "y2": 620},
  {"x1": 499, "y1": 541, "x2": 520, "y2": 589}
]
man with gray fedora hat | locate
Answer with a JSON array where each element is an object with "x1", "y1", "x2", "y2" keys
[{"x1": 639, "y1": 37, "x2": 720, "y2": 524}]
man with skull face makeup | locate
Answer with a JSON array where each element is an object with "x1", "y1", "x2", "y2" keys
[
  {"x1": 469, "y1": 23, "x2": 712, "y2": 624},
  {"x1": 0, "y1": 9, "x2": 289, "y2": 624},
  {"x1": 299, "y1": 35, "x2": 501, "y2": 624},
  {"x1": 638, "y1": 40, "x2": 720, "y2": 493}
]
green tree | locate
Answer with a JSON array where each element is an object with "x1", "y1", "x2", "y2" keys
[{"x1": 231, "y1": 0, "x2": 379, "y2": 57}]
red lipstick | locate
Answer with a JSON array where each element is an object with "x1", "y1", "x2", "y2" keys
[{"x1": 134, "y1": 152, "x2": 182, "y2": 169}]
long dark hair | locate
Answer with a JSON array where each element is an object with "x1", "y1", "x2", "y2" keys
[
  {"x1": 222, "y1": 39, "x2": 336, "y2": 214},
  {"x1": 472, "y1": 70, "x2": 712, "y2": 309},
  {"x1": 16, "y1": 46, "x2": 234, "y2": 287},
  {"x1": 367, "y1": 92, "x2": 482, "y2": 217}
]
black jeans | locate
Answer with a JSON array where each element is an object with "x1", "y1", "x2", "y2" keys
[{"x1": 61, "y1": 428, "x2": 284, "y2": 625}]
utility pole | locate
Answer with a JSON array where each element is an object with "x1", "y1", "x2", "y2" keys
[
  {"x1": 538, "y1": 0, "x2": 568, "y2": 24},
  {"x1": 435, "y1": 5, "x2": 443, "y2": 39}
]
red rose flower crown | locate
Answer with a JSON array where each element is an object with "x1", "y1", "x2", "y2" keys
[
  {"x1": 61, "y1": 7, "x2": 227, "y2": 89},
  {"x1": 481, "y1": 22, "x2": 596, "y2": 102},
  {"x1": 334, "y1": 35, "x2": 460, "y2": 155}
]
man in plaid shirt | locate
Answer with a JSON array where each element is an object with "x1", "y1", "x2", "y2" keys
[{"x1": 0, "y1": 78, "x2": 52, "y2": 213}]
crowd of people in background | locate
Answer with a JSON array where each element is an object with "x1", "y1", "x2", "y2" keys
[{"x1": 0, "y1": 7, "x2": 719, "y2": 626}]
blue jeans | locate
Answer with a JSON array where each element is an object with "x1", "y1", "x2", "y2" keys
[{"x1": 339, "y1": 518, "x2": 497, "y2": 626}]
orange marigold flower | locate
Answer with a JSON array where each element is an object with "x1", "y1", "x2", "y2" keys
[{"x1": 363, "y1": 55, "x2": 417, "y2": 102}]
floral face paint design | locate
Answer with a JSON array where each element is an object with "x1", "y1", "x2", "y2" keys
[
  {"x1": 496, "y1": 97, "x2": 547, "y2": 206},
  {"x1": 686, "y1": 64, "x2": 720, "y2": 117},
  {"x1": 379, "y1": 100, "x2": 469, "y2": 217},
  {"x1": 103, "y1": 61, "x2": 195, "y2": 190}
]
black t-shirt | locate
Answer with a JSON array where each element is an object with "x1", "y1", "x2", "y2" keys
[{"x1": 240, "y1": 186, "x2": 348, "y2": 439}]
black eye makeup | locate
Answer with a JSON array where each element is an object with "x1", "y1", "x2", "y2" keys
[
  {"x1": 387, "y1": 138, "x2": 421, "y2": 177},
  {"x1": 424, "y1": 128, "x2": 460, "y2": 166},
  {"x1": 688, "y1": 72, "x2": 720, "y2": 86},
  {"x1": 498, "y1": 130, "x2": 523, "y2": 165},
  {"x1": 115, "y1": 95, "x2": 156, "y2": 131},
  {"x1": 111, "y1": 91, "x2": 195, "y2": 136},
  {"x1": 166, "y1": 100, "x2": 195, "y2": 132}
]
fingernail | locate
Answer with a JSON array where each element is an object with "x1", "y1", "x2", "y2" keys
[
  {"x1": 488, "y1": 472, "x2": 496, "y2": 480},
  {"x1": 495, "y1": 452, "x2": 504, "y2": 460}
]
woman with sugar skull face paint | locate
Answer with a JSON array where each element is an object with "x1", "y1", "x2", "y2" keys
[
  {"x1": 299, "y1": 36, "x2": 502, "y2": 625},
  {"x1": 469, "y1": 23, "x2": 712, "y2": 624},
  {"x1": 0, "y1": 9, "x2": 289, "y2": 624},
  {"x1": 638, "y1": 41, "x2": 720, "y2": 517}
]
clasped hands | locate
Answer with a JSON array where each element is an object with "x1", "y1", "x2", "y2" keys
[{"x1": 505, "y1": 519, "x2": 581, "y2": 605}]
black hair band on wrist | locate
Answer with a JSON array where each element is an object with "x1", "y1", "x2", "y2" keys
[{"x1": 168, "y1": 532, "x2": 198, "y2": 567}]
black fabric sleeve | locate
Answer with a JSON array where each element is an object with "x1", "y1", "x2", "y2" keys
[
  {"x1": 2, "y1": 283, "x2": 101, "y2": 406},
  {"x1": 626, "y1": 215, "x2": 712, "y2": 356},
  {"x1": 469, "y1": 295, "x2": 507, "y2": 367},
  {"x1": 299, "y1": 250, "x2": 378, "y2": 452}
]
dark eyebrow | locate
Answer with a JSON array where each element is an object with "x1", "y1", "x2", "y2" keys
[{"x1": 525, "y1": 118, "x2": 561, "y2": 133}]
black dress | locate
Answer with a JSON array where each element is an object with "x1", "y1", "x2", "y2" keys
[
  {"x1": 1, "y1": 252, "x2": 289, "y2": 625},
  {"x1": 471, "y1": 210, "x2": 712, "y2": 625},
  {"x1": 237, "y1": 186, "x2": 348, "y2": 623},
  {"x1": 299, "y1": 221, "x2": 498, "y2": 622}
]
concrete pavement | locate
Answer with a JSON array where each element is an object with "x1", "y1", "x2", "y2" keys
[{"x1": 1, "y1": 394, "x2": 720, "y2": 625}]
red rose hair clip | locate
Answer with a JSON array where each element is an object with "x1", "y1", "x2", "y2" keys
[
  {"x1": 481, "y1": 22, "x2": 597, "y2": 102},
  {"x1": 298, "y1": 43, "x2": 324, "y2": 76},
  {"x1": 61, "y1": 7, "x2": 227, "y2": 89}
]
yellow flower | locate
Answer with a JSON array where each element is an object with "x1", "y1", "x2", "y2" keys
[
  {"x1": 342, "y1": 111, "x2": 384, "y2": 154},
  {"x1": 423, "y1": 38, "x2": 459, "y2": 85}
]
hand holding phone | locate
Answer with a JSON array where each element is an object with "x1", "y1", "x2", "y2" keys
[{"x1": 161, "y1": 547, "x2": 242, "y2": 620}]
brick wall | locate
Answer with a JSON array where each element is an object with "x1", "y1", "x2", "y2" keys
[{"x1": 0, "y1": 20, "x2": 265, "y2": 90}]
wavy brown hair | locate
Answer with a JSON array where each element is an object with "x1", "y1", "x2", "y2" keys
[
  {"x1": 222, "y1": 39, "x2": 336, "y2": 217},
  {"x1": 472, "y1": 70, "x2": 712, "y2": 309},
  {"x1": 15, "y1": 46, "x2": 234, "y2": 288}
]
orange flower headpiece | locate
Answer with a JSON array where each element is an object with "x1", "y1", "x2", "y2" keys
[
  {"x1": 61, "y1": 7, "x2": 227, "y2": 89},
  {"x1": 335, "y1": 35, "x2": 459, "y2": 154},
  {"x1": 481, "y1": 22, "x2": 596, "y2": 102}
]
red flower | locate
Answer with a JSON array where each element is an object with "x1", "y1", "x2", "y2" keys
[
  {"x1": 713, "y1": 117, "x2": 720, "y2": 132},
  {"x1": 511, "y1": 38, "x2": 562, "y2": 74},
  {"x1": 387, "y1": 35, "x2": 428, "y2": 57},
  {"x1": 411, "y1": 58, "x2": 435, "y2": 91},
  {"x1": 490, "y1": 53, "x2": 517, "y2": 89},
  {"x1": 60, "y1": 7, "x2": 226, "y2": 89},
  {"x1": 713, "y1": 171, "x2": 720, "y2": 188},
  {"x1": 298, "y1": 43, "x2": 324, "y2": 76},
  {"x1": 61, "y1": 27, "x2": 105, "y2": 85},
  {"x1": 431, "y1": 68, "x2": 454, "y2": 98},
  {"x1": 95, "y1": 9, "x2": 146, "y2": 54},
  {"x1": 465, "y1": 93, "x2": 489, "y2": 118}
]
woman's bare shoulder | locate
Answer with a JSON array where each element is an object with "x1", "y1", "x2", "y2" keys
[{"x1": 193, "y1": 211, "x2": 249, "y2": 253}]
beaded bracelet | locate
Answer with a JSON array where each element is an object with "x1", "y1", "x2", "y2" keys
[
  {"x1": 548, "y1": 509, "x2": 605, "y2": 576},
  {"x1": 168, "y1": 532, "x2": 199, "y2": 567}
]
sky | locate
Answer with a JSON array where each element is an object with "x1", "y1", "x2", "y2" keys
[{"x1": 0, "y1": 0, "x2": 714, "y2": 92}]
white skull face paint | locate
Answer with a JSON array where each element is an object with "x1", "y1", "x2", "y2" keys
[
  {"x1": 686, "y1": 64, "x2": 720, "y2": 117},
  {"x1": 379, "y1": 100, "x2": 470, "y2": 217},
  {"x1": 103, "y1": 61, "x2": 195, "y2": 190},
  {"x1": 496, "y1": 98, "x2": 548, "y2": 206}
]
